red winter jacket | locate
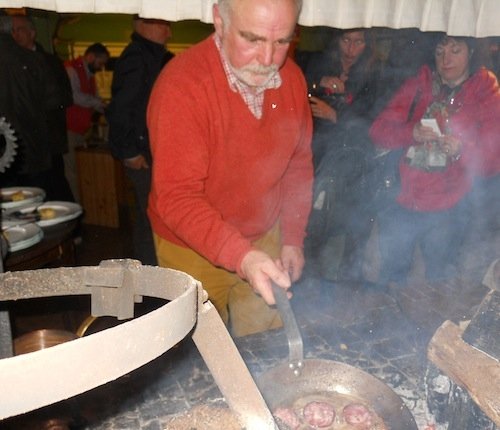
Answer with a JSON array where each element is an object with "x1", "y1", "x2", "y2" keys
[{"x1": 370, "y1": 65, "x2": 500, "y2": 212}]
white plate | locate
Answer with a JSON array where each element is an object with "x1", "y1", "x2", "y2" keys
[
  {"x1": 15, "y1": 201, "x2": 83, "y2": 227},
  {"x1": 2, "y1": 223, "x2": 44, "y2": 252},
  {"x1": 0, "y1": 187, "x2": 45, "y2": 209}
]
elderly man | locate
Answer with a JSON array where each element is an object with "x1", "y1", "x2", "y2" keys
[{"x1": 147, "y1": 0, "x2": 313, "y2": 337}]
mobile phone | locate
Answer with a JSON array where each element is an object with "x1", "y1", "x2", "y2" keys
[{"x1": 420, "y1": 118, "x2": 442, "y2": 136}]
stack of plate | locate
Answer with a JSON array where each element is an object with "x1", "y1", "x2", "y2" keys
[
  {"x1": 1, "y1": 187, "x2": 83, "y2": 252},
  {"x1": 1, "y1": 187, "x2": 46, "y2": 252},
  {"x1": 1, "y1": 223, "x2": 44, "y2": 252},
  {"x1": 0, "y1": 187, "x2": 45, "y2": 210}
]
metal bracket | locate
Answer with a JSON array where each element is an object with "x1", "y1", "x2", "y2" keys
[{"x1": 84, "y1": 259, "x2": 144, "y2": 320}]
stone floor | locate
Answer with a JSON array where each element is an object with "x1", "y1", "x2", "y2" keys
[{"x1": 1, "y1": 196, "x2": 499, "y2": 430}]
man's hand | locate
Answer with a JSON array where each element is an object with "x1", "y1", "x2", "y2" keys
[
  {"x1": 123, "y1": 154, "x2": 149, "y2": 170},
  {"x1": 278, "y1": 245, "x2": 305, "y2": 282},
  {"x1": 240, "y1": 249, "x2": 291, "y2": 305},
  {"x1": 95, "y1": 97, "x2": 107, "y2": 114}
]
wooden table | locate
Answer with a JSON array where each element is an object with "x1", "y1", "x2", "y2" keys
[
  {"x1": 76, "y1": 145, "x2": 127, "y2": 228},
  {"x1": 4, "y1": 220, "x2": 78, "y2": 272}
]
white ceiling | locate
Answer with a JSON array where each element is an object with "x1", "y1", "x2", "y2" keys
[{"x1": 1, "y1": 0, "x2": 499, "y2": 37}]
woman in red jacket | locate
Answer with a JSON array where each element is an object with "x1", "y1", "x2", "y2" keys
[{"x1": 369, "y1": 34, "x2": 500, "y2": 285}]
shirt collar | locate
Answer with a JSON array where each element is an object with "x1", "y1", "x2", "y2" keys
[{"x1": 213, "y1": 34, "x2": 282, "y2": 95}]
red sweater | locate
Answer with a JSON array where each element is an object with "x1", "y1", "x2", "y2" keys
[
  {"x1": 147, "y1": 36, "x2": 313, "y2": 274},
  {"x1": 370, "y1": 65, "x2": 500, "y2": 212}
]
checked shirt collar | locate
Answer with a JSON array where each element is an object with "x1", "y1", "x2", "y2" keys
[{"x1": 214, "y1": 34, "x2": 281, "y2": 119}]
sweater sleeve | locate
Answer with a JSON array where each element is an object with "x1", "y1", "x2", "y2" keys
[{"x1": 147, "y1": 58, "x2": 254, "y2": 273}]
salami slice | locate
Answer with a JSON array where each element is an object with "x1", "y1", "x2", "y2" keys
[
  {"x1": 273, "y1": 406, "x2": 301, "y2": 430},
  {"x1": 342, "y1": 402, "x2": 373, "y2": 427},
  {"x1": 303, "y1": 400, "x2": 336, "y2": 427}
]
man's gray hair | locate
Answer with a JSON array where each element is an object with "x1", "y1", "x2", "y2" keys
[{"x1": 218, "y1": 0, "x2": 303, "y2": 26}]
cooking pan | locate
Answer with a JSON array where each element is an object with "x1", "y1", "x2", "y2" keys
[{"x1": 256, "y1": 284, "x2": 417, "y2": 429}]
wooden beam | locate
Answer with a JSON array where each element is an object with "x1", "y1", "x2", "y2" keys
[{"x1": 427, "y1": 320, "x2": 500, "y2": 426}]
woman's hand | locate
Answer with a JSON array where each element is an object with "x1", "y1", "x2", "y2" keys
[
  {"x1": 413, "y1": 123, "x2": 462, "y2": 159},
  {"x1": 438, "y1": 134, "x2": 462, "y2": 158},
  {"x1": 309, "y1": 96, "x2": 337, "y2": 123},
  {"x1": 413, "y1": 122, "x2": 441, "y2": 143},
  {"x1": 319, "y1": 76, "x2": 345, "y2": 94}
]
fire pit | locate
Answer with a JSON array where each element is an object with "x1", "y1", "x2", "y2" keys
[
  {"x1": 4, "y1": 266, "x2": 463, "y2": 430},
  {"x1": 427, "y1": 288, "x2": 500, "y2": 429},
  {"x1": 0, "y1": 259, "x2": 274, "y2": 429}
]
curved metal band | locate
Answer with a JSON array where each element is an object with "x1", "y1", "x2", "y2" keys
[{"x1": 0, "y1": 259, "x2": 200, "y2": 419}]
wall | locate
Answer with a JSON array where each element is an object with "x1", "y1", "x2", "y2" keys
[
  {"x1": 23, "y1": 10, "x2": 357, "y2": 98},
  {"x1": 27, "y1": 10, "x2": 327, "y2": 60},
  {"x1": 57, "y1": 14, "x2": 214, "y2": 58}
]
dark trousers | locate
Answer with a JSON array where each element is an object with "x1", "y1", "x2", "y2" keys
[
  {"x1": 377, "y1": 198, "x2": 470, "y2": 284},
  {"x1": 125, "y1": 166, "x2": 157, "y2": 266}
]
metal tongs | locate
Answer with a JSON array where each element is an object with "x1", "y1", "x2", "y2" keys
[{"x1": 271, "y1": 282, "x2": 304, "y2": 376}]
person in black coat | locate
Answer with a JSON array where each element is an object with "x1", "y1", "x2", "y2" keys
[
  {"x1": 298, "y1": 28, "x2": 382, "y2": 169},
  {"x1": 0, "y1": 15, "x2": 56, "y2": 193},
  {"x1": 9, "y1": 14, "x2": 74, "y2": 202},
  {"x1": 298, "y1": 28, "x2": 382, "y2": 281},
  {"x1": 106, "y1": 16, "x2": 174, "y2": 265}
]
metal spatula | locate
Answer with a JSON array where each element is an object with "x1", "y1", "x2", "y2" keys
[{"x1": 271, "y1": 282, "x2": 304, "y2": 376}]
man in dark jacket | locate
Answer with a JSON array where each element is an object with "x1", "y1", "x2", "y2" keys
[
  {"x1": 106, "y1": 16, "x2": 174, "y2": 265},
  {"x1": 0, "y1": 15, "x2": 55, "y2": 192},
  {"x1": 10, "y1": 14, "x2": 74, "y2": 201}
]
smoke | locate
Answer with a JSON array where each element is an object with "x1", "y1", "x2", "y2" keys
[{"x1": 304, "y1": 27, "x2": 500, "y2": 288}]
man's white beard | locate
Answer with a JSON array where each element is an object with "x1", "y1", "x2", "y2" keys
[{"x1": 232, "y1": 63, "x2": 279, "y2": 88}]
